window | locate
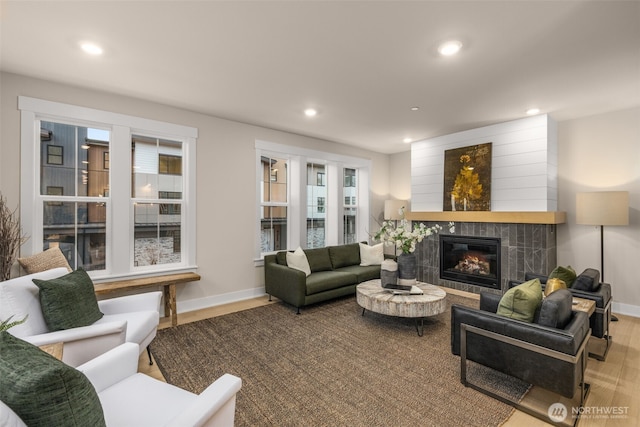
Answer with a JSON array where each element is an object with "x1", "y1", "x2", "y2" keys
[
  {"x1": 260, "y1": 155, "x2": 288, "y2": 254},
  {"x1": 343, "y1": 168, "x2": 357, "y2": 244},
  {"x1": 306, "y1": 163, "x2": 326, "y2": 248},
  {"x1": 20, "y1": 97, "x2": 197, "y2": 279},
  {"x1": 256, "y1": 140, "x2": 370, "y2": 259},
  {"x1": 133, "y1": 136, "x2": 184, "y2": 267},
  {"x1": 46, "y1": 145, "x2": 63, "y2": 165}
]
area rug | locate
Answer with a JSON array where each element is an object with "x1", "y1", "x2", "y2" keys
[{"x1": 151, "y1": 294, "x2": 529, "y2": 427}]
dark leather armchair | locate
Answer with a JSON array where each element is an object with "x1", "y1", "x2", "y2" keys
[
  {"x1": 511, "y1": 268, "x2": 612, "y2": 360},
  {"x1": 451, "y1": 290, "x2": 591, "y2": 425}
]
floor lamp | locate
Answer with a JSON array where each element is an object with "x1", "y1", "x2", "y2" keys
[{"x1": 576, "y1": 191, "x2": 629, "y2": 321}]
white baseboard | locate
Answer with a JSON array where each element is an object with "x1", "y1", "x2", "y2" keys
[
  {"x1": 612, "y1": 301, "x2": 640, "y2": 318},
  {"x1": 176, "y1": 287, "x2": 267, "y2": 314}
]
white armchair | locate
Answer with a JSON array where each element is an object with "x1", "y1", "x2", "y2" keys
[
  {"x1": 0, "y1": 268, "x2": 161, "y2": 367},
  {"x1": 77, "y1": 343, "x2": 242, "y2": 427}
]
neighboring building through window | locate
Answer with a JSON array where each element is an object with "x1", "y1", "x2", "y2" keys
[
  {"x1": 307, "y1": 162, "x2": 326, "y2": 248},
  {"x1": 260, "y1": 156, "x2": 288, "y2": 254},
  {"x1": 256, "y1": 140, "x2": 370, "y2": 259},
  {"x1": 343, "y1": 168, "x2": 358, "y2": 244},
  {"x1": 19, "y1": 97, "x2": 197, "y2": 279}
]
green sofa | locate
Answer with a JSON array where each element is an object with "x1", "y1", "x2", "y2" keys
[{"x1": 264, "y1": 243, "x2": 382, "y2": 313}]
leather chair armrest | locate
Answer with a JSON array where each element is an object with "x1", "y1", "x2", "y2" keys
[
  {"x1": 452, "y1": 304, "x2": 589, "y2": 356},
  {"x1": 479, "y1": 292, "x2": 501, "y2": 313},
  {"x1": 525, "y1": 272, "x2": 548, "y2": 283}
]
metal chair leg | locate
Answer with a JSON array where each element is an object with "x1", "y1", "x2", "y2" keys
[{"x1": 147, "y1": 345, "x2": 153, "y2": 365}]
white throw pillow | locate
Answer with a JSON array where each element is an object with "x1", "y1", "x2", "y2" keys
[
  {"x1": 286, "y1": 247, "x2": 311, "y2": 277},
  {"x1": 359, "y1": 243, "x2": 384, "y2": 266}
]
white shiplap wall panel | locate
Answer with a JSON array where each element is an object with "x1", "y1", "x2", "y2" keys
[{"x1": 411, "y1": 115, "x2": 557, "y2": 212}]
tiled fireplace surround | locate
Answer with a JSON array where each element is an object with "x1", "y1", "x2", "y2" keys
[{"x1": 413, "y1": 221, "x2": 557, "y2": 295}]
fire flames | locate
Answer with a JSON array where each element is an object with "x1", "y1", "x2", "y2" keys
[{"x1": 454, "y1": 252, "x2": 490, "y2": 276}]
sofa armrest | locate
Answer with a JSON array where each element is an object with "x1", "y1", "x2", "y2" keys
[
  {"x1": 77, "y1": 343, "x2": 140, "y2": 393},
  {"x1": 166, "y1": 374, "x2": 242, "y2": 427},
  {"x1": 98, "y1": 291, "x2": 162, "y2": 314},
  {"x1": 21, "y1": 320, "x2": 127, "y2": 367},
  {"x1": 264, "y1": 256, "x2": 307, "y2": 307}
]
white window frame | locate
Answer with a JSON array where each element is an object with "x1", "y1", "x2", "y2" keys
[
  {"x1": 19, "y1": 96, "x2": 198, "y2": 280},
  {"x1": 255, "y1": 140, "x2": 370, "y2": 261}
]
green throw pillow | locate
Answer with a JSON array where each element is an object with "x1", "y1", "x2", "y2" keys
[
  {"x1": 32, "y1": 268, "x2": 103, "y2": 331},
  {"x1": 548, "y1": 265, "x2": 577, "y2": 287},
  {"x1": 496, "y1": 278, "x2": 543, "y2": 323},
  {"x1": 0, "y1": 332, "x2": 106, "y2": 427}
]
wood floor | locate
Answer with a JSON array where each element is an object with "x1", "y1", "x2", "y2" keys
[{"x1": 139, "y1": 289, "x2": 640, "y2": 426}]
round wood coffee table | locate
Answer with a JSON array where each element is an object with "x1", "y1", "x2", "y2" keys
[{"x1": 356, "y1": 279, "x2": 447, "y2": 336}]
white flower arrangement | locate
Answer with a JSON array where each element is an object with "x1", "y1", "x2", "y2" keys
[{"x1": 374, "y1": 206, "x2": 455, "y2": 254}]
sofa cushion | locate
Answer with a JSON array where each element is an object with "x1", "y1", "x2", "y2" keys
[
  {"x1": 548, "y1": 265, "x2": 577, "y2": 287},
  {"x1": 32, "y1": 269, "x2": 104, "y2": 331},
  {"x1": 0, "y1": 332, "x2": 106, "y2": 427},
  {"x1": 359, "y1": 243, "x2": 384, "y2": 266},
  {"x1": 336, "y1": 265, "x2": 381, "y2": 283},
  {"x1": 572, "y1": 268, "x2": 601, "y2": 292},
  {"x1": 537, "y1": 289, "x2": 573, "y2": 329},
  {"x1": 496, "y1": 278, "x2": 543, "y2": 323},
  {"x1": 304, "y1": 247, "x2": 333, "y2": 273},
  {"x1": 328, "y1": 243, "x2": 360, "y2": 269},
  {"x1": 18, "y1": 247, "x2": 72, "y2": 275},
  {"x1": 305, "y1": 271, "x2": 358, "y2": 295},
  {"x1": 285, "y1": 247, "x2": 311, "y2": 277}
]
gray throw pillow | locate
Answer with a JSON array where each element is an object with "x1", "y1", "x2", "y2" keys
[
  {"x1": 32, "y1": 268, "x2": 103, "y2": 331},
  {"x1": 0, "y1": 332, "x2": 106, "y2": 427}
]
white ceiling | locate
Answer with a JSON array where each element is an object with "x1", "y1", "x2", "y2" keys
[{"x1": 1, "y1": 1, "x2": 639, "y2": 154}]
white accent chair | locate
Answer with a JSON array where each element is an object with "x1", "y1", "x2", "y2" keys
[
  {"x1": 0, "y1": 343, "x2": 242, "y2": 427},
  {"x1": 78, "y1": 343, "x2": 242, "y2": 427},
  {"x1": 0, "y1": 267, "x2": 161, "y2": 367}
]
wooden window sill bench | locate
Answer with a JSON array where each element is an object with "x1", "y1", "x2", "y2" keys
[{"x1": 94, "y1": 272, "x2": 201, "y2": 327}]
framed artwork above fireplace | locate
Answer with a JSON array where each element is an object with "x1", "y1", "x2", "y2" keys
[{"x1": 443, "y1": 142, "x2": 492, "y2": 211}]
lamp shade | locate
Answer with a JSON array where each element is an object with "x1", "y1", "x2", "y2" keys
[
  {"x1": 384, "y1": 200, "x2": 406, "y2": 220},
  {"x1": 576, "y1": 191, "x2": 629, "y2": 226}
]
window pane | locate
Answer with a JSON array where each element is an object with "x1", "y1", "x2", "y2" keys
[
  {"x1": 343, "y1": 207, "x2": 357, "y2": 244},
  {"x1": 132, "y1": 136, "x2": 183, "y2": 200},
  {"x1": 261, "y1": 156, "x2": 287, "y2": 203},
  {"x1": 134, "y1": 203, "x2": 182, "y2": 266},
  {"x1": 43, "y1": 201, "x2": 106, "y2": 271},
  {"x1": 40, "y1": 121, "x2": 110, "y2": 198},
  {"x1": 260, "y1": 206, "x2": 287, "y2": 253},
  {"x1": 306, "y1": 163, "x2": 326, "y2": 248},
  {"x1": 343, "y1": 167, "x2": 358, "y2": 244}
]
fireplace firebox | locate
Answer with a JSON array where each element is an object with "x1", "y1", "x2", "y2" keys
[{"x1": 439, "y1": 235, "x2": 501, "y2": 289}]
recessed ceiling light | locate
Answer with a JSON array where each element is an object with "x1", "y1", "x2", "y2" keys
[
  {"x1": 410, "y1": 107, "x2": 420, "y2": 111},
  {"x1": 403, "y1": 138, "x2": 412, "y2": 144},
  {"x1": 80, "y1": 42, "x2": 103, "y2": 56},
  {"x1": 438, "y1": 40, "x2": 462, "y2": 56},
  {"x1": 304, "y1": 108, "x2": 317, "y2": 117},
  {"x1": 526, "y1": 108, "x2": 541, "y2": 115}
]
